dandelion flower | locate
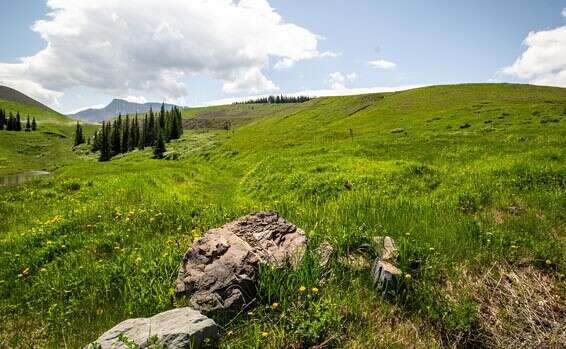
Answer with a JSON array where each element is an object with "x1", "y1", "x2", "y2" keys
[
  {"x1": 261, "y1": 332, "x2": 269, "y2": 338},
  {"x1": 404, "y1": 273, "x2": 412, "y2": 280},
  {"x1": 298, "y1": 286, "x2": 306, "y2": 293},
  {"x1": 271, "y1": 302, "x2": 279, "y2": 310},
  {"x1": 311, "y1": 287, "x2": 319, "y2": 294}
]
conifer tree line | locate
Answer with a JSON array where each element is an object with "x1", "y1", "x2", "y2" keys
[
  {"x1": 234, "y1": 95, "x2": 312, "y2": 105},
  {"x1": 92, "y1": 104, "x2": 183, "y2": 161},
  {"x1": 0, "y1": 109, "x2": 37, "y2": 131}
]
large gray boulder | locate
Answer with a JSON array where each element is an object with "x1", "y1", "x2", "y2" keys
[
  {"x1": 86, "y1": 308, "x2": 218, "y2": 349},
  {"x1": 175, "y1": 212, "x2": 306, "y2": 312}
]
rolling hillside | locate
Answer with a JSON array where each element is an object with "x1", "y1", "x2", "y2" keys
[
  {"x1": 0, "y1": 84, "x2": 565, "y2": 348},
  {"x1": 0, "y1": 87, "x2": 83, "y2": 175}
]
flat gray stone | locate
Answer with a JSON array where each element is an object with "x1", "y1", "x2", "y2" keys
[{"x1": 86, "y1": 308, "x2": 218, "y2": 349}]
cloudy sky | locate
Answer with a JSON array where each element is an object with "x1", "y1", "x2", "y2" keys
[{"x1": 0, "y1": 0, "x2": 565, "y2": 114}]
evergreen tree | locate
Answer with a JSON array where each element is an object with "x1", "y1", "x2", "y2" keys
[
  {"x1": 159, "y1": 103, "x2": 166, "y2": 130},
  {"x1": 122, "y1": 115, "x2": 130, "y2": 153},
  {"x1": 25, "y1": 116, "x2": 31, "y2": 132},
  {"x1": 153, "y1": 128, "x2": 166, "y2": 159},
  {"x1": 74, "y1": 121, "x2": 85, "y2": 146},
  {"x1": 148, "y1": 108, "x2": 156, "y2": 146},
  {"x1": 111, "y1": 116, "x2": 122, "y2": 155},
  {"x1": 164, "y1": 109, "x2": 172, "y2": 142},
  {"x1": 15, "y1": 112, "x2": 22, "y2": 131},
  {"x1": 169, "y1": 108, "x2": 180, "y2": 140},
  {"x1": 140, "y1": 114, "x2": 148, "y2": 149},
  {"x1": 176, "y1": 107, "x2": 184, "y2": 137},
  {"x1": 132, "y1": 114, "x2": 140, "y2": 149},
  {"x1": 92, "y1": 129, "x2": 100, "y2": 152},
  {"x1": 99, "y1": 121, "x2": 112, "y2": 161},
  {"x1": 6, "y1": 112, "x2": 14, "y2": 131},
  {"x1": 0, "y1": 109, "x2": 5, "y2": 130},
  {"x1": 31, "y1": 117, "x2": 37, "y2": 131}
]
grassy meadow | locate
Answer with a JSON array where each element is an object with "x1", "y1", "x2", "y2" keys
[
  {"x1": 0, "y1": 84, "x2": 565, "y2": 348},
  {"x1": 0, "y1": 99, "x2": 93, "y2": 176}
]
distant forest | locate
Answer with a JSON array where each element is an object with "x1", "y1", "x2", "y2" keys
[
  {"x1": 88, "y1": 104, "x2": 183, "y2": 161},
  {"x1": 0, "y1": 109, "x2": 37, "y2": 131},
  {"x1": 234, "y1": 95, "x2": 313, "y2": 105}
]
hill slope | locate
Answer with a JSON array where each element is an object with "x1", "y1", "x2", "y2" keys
[
  {"x1": 0, "y1": 89, "x2": 82, "y2": 175},
  {"x1": 0, "y1": 85, "x2": 57, "y2": 113},
  {"x1": 72, "y1": 99, "x2": 179, "y2": 122},
  {"x1": 0, "y1": 83, "x2": 565, "y2": 348}
]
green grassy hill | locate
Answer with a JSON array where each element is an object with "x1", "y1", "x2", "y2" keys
[
  {"x1": 0, "y1": 84, "x2": 564, "y2": 348},
  {"x1": 0, "y1": 94, "x2": 84, "y2": 175}
]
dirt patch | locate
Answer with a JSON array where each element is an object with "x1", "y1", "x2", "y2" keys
[{"x1": 473, "y1": 263, "x2": 565, "y2": 348}]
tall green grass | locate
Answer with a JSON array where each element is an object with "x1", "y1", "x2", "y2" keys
[{"x1": 1, "y1": 84, "x2": 564, "y2": 347}]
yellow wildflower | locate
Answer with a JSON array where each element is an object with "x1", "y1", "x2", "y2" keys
[
  {"x1": 404, "y1": 273, "x2": 412, "y2": 280},
  {"x1": 271, "y1": 302, "x2": 279, "y2": 310},
  {"x1": 298, "y1": 286, "x2": 306, "y2": 293},
  {"x1": 261, "y1": 332, "x2": 269, "y2": 338},
  {"x1": 545, "y1": 259, "x2": 552, "y2": 265},
  {"x1": 311, "y1": 287, "x2": 319, "y2": 294}
]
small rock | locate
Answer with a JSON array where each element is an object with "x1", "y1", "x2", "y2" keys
[
  {"x1": 316, "y1": 241, "x2": 334, "y2": 267},
  {"x1": 371, "y1": 259, "x2": 402, "y2": 292},
  {"x1": 371, "y1": 236, "x2": 401, "y2": 292},
  {"x1": 86, "y1": 308, "x2": 218, "y2": 349},
  {"x1": 175, "y1": 212, "x2": 306, "y2": 313}
]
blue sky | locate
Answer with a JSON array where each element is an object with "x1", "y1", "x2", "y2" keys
[{"x1": 0, "y1": 0, "x2": 565, "y2": 113}]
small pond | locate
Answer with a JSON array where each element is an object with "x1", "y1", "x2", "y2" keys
[{"x1": 0, "y1": 171, "x2": 52, "y2": 187}]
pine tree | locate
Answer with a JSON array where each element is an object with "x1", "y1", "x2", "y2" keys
[
  {"x1": 159, "y1": 103, "x2": 166, "y2": 130},
  {"x1": 99, "y1": 121, "x2": 112, "y2": 161},
  {"x1": 122, "y1": 115, "x2": 130, "y2": 153},
  {"x1": 74, "y1": 121, "x2": 85, "y2": 146},
  {"x1": 111, "y1": 116, "x2": 122, "y2": 155},
  {"x1": 177, "y1": 107, "x2": 183, "y2": 137},
  {"x1": 25, "y1": 116, "x2": 31, "y2": 132},
  {"x1": 92, "y1": 129, "x2": 100, "y2": 152},
  {"x1": 153, "y1": 128, "x2": 166, "y2": 159},
  {"x1": 140, "y1": 114, "x2": 148, "y2": 149},
  {"x1": 6, "y1": 112, "x2": 14, "y2": 131},
  {"x1": 15, "y1": 112, "x2": 22, "y2": 131},
  {"x1": 169, "y1": 108, "x2": 179, "y2": 140},
  {"x1": 148, "y1": 108, "x2": 156, "y2": 146},
  {"x1": 31, "y1": 117, "x2": 37, "y2": 131},
  {"x1": 0, "y1": 109, "x2": 5, "y2": 130},
  {"x1": 132, "y1": 114, "x2": 140, "y2": 149}
]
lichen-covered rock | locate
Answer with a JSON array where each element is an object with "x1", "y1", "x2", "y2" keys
[
  {"x1": 86, "y1": 308, "x2": 218, "y2": 349},
  {"x1": 175, "y1": 212, "x2": 306, "y2": 313},
  {"x1": 371, "y1": 236, "x2": 401, "y2": 292}
]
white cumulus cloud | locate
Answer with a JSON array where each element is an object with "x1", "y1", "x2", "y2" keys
[
  {"x1": 328, "y1": 72, "x2": 358, "y2": 90},
  {"x1": 0, "y1": 0, "x2": 331, "y2": 107},
  {"x1": 368, "y1": 59, "x2": 396, "y2": 70},
  {"x1": 502, "y1": 23, "x2": 566, "y2": 87}
]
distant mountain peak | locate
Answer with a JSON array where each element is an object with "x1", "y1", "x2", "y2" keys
[{"x1": 70, "y1": 99, "x2": 180, "y2": 122}]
